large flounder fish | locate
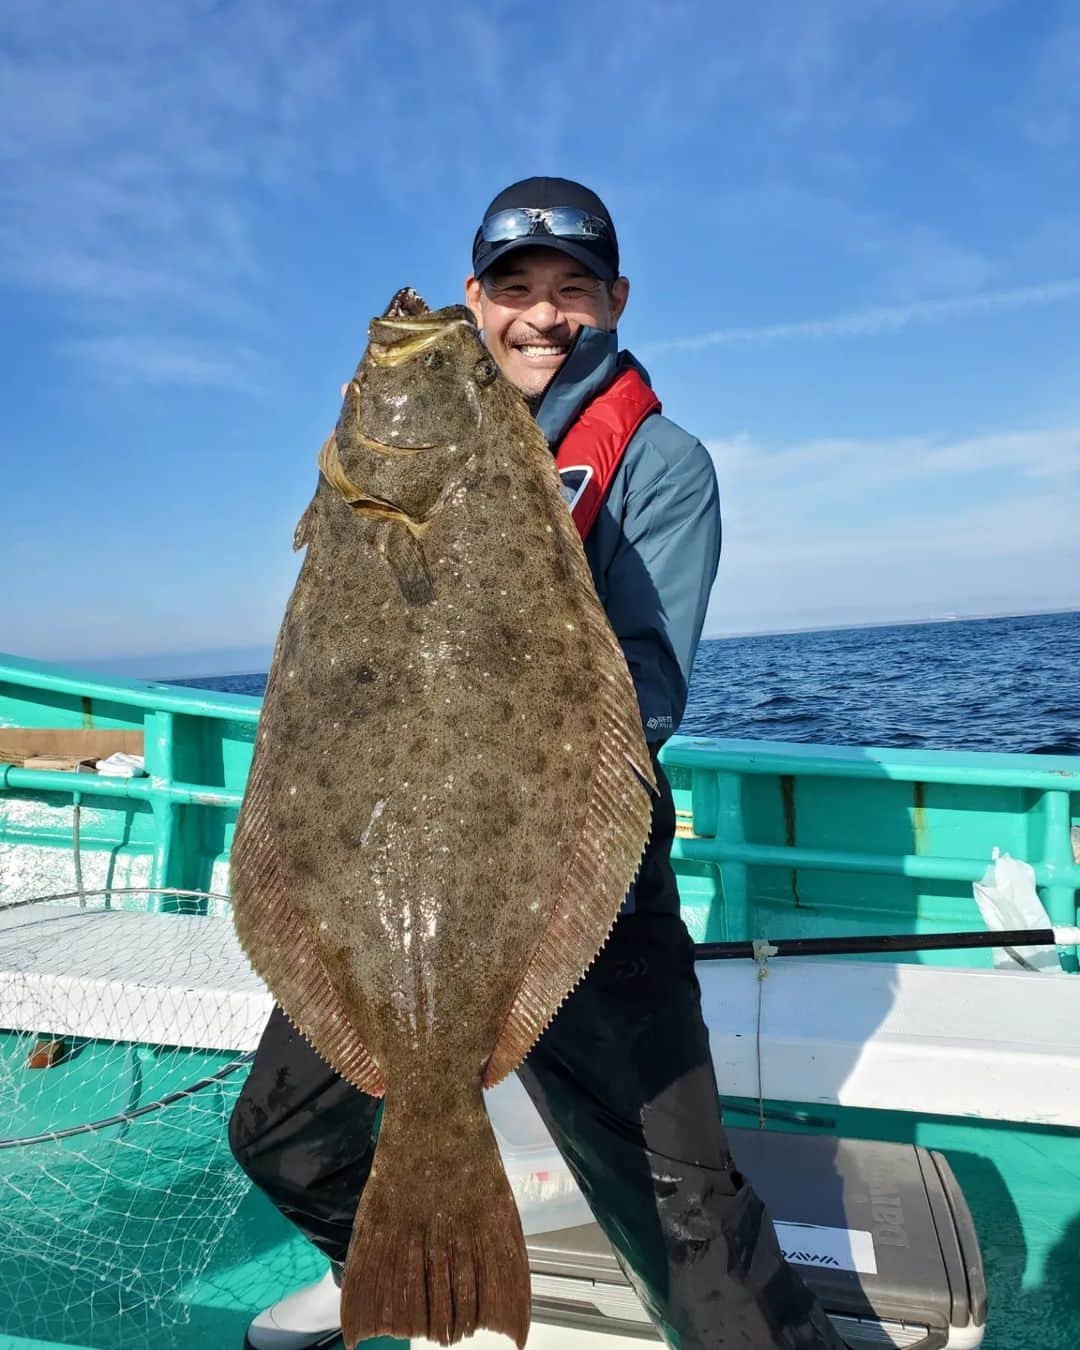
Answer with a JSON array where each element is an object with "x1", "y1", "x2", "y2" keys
[{"x1": 231, "y1": 290, "x2": 656, "y2": 1348}]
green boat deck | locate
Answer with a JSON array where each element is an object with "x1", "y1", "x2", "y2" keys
[{"x1": 0, "y1": 652, "x2": 1078, "y2": 1348}]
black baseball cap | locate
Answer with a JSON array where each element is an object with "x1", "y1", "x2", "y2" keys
[{"x1": 472, "y1": 177, "x2": 620, "y2": 282}]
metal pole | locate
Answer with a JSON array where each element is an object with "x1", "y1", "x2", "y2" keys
[{"x1": 695, "y1": 925, "x2": 1080, "y2": 962}]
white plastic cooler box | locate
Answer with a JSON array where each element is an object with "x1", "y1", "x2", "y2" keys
[{"x1": 487, "y1": 1076, "x2": 986, "y2": 1349}]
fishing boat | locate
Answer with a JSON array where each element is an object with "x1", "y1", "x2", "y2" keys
[{"x1": 1, "y1": 649, "x2": 1077, "y2": 1350}]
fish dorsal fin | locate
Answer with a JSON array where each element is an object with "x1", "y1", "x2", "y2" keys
[{"x1": 482, "y1": 544, "x2": 656, "y2": 1089}]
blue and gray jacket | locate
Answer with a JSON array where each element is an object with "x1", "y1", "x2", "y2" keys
[{"x1": 535, "y1": 326, "x2": 722, "y2": 747}]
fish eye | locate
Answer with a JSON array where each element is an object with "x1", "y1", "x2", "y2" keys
[
  {"x1": 423, "y1": 349, "x2": 445, "y2": 370},
  {"x1": 474, "y1": 357, "x2": 498, "y2": 387}
]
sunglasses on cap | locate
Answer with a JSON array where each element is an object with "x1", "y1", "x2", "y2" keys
[{"x1": 480, "y1": 206, "x2": 611, "y2": 244}]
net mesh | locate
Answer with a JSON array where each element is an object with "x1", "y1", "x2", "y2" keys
[{"x1": 0, "y1": 887, "x2": 270, "y2": 1346}]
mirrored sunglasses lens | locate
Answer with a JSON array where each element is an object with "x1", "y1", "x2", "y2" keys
[
  {"x1": 542, "y1": 208, "x2": 606, "y2": 239},
  {"x1": 481, "y1": 206, "x2": 609, "y2": 244},
  {"x1": 482, "y1": 209, "x2": 537, "y2": 242}
]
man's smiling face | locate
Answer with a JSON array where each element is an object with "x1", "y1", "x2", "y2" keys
[{"x1": 465, "y1": 247, "x2": 629, "y2": 400}]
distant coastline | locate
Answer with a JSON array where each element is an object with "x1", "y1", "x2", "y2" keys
[
  {"x1": 38, "y1": 603, "x2": 1080, "y2": 681},
  {"x1": 705, "y1": 604, "x2": 1080, "y2": 642}
]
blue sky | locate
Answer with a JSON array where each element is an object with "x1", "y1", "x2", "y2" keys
[{"x1": 3, "y1": 0, "x2": 1079, "y2": 673}]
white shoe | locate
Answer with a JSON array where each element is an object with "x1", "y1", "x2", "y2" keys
[{"x1": 244, "y1": 1267, "x2": 342, "y2": 1349}]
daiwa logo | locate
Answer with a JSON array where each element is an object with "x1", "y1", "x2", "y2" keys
[
  {"x1": 646, "y1": 715, "x2": 673, "y2": 732},
  {"x1": 781, "y1": 1246, "x2": 841, "y2": 1268}
]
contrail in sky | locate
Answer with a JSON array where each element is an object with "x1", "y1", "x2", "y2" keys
[{"x1": 648, "y1": 278, "x2": 1080, "y2": 354}]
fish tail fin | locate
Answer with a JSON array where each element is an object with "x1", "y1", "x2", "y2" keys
[{"x1": 339, "y1": 1085, "x2": 530, "y2": 1349}]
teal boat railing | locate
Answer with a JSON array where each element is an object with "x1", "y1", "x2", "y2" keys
[
  {"x1": 663, "y1": 737, "x2": 1080, "y2": 968},
  {"x1": 1, "y1": 651, "x2": 1078, "y2": 965}
]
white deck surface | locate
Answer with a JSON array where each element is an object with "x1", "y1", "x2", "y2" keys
[
  {"x1": 1, "y1": 904, "x2": 1079, "y2": 1128},
  {"x1": 0, "y1": 905, "x2": 272, "y2": 1051}
]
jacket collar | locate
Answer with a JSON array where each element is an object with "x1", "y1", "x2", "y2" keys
[{"x1": 534, "y1": 327, "x2": 650, "y2": 449}]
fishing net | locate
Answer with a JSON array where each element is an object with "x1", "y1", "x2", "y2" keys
[{"x1": 0, "y1": 887, "x2": 270, "y2": 1347}]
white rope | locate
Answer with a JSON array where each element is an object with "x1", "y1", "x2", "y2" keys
[{"x1": 752, "y1": 938, "x2": 778, "y2": 1130}]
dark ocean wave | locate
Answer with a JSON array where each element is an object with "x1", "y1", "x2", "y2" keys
[{"x1": 173, "y1": 610, "x2": 1080, "y2": 756}]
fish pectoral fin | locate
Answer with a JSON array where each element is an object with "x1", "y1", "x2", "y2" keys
[{"x1": 378, "y1": 521, "x2": 435, "y2": 606}]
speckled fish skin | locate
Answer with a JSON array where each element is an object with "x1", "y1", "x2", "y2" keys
[{"x1": 230, "y1": 290, "x2": 656, "y2": 1348}]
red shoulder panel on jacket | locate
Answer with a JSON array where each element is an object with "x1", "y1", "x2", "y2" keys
[{"x1": 554, "y1": 369, "x2": 661, "y2": 541}]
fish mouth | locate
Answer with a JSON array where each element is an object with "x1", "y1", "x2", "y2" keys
[
  {"x1": 384, "y1": 288, "x2": 430, "y2": 320},
  {"x1": 344, "y1": 289, "x2": 463, "y2": 452},
  {"x1": 351, "y1": 428, "x2": 440, "y2": 458},
  {"x1": 368, "y1": 320, "x2": 473, "y2": 367},
  {"x1": 370, "y1": 290, "x2": 475, "y2": 366}
]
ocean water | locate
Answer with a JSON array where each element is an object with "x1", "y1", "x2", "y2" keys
[{"x1": 178, "y1": 609, "x2": 1079, "y2": 756}]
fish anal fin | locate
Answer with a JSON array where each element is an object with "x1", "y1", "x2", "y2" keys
[
  {"x1": 483, "y1": 602, "x2": 656, "y2": 1089},
  {"x1": 231, "y1": 751, "x2": 384, "y2": 1097}
]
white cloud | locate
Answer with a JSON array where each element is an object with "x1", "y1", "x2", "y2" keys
[
  {"x1": 649, "y1": 279, "x2": 1080, "y2": 354},
  {"x1": 707, "y1": 184, "x2": 996, "y2": 304},
  {"x1": 704, "y1": 425, "x2": 1080, "y2": 632},
  {"x1": 0, "y1": 4, "x2": 368, "y2": 318},
  {"x1": 64, "y1": 336, "x2": 264, "y2": 391}
]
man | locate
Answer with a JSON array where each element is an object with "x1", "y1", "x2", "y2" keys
[{"x1": 231, "y1": 177, "x2": 846, "y2": 1350}]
